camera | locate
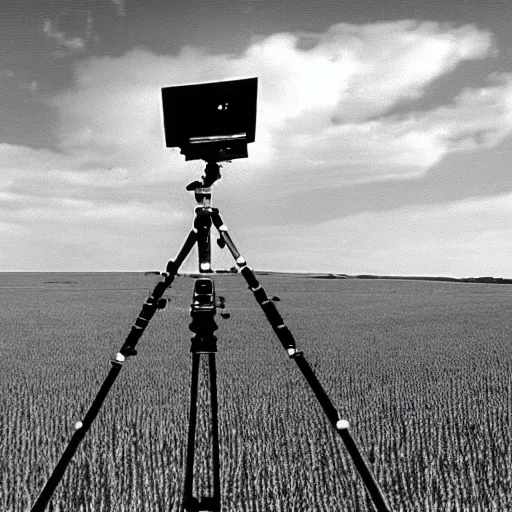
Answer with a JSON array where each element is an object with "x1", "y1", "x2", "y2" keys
[{"x1": 161, "y1": 77, "x2": 258, "y2": 162}]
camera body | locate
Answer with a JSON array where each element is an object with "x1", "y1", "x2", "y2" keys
[
  {"x1": 161, "y1": 77, "x2": 258, "y2": 162},
  {"x1": 191, "y1": 278, "x2": 216, "y2": 314},
  {"x1": 189, "y1": 278, "x2": 218, "y2": 353}
]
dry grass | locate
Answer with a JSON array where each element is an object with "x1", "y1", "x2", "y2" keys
[{"x1": 1, "y1": 272, "x2": 511, "y2": 510}]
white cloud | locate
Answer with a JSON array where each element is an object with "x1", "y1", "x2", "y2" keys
[
  {"x1": 328, "y1": 21, "x2": 494, "y2": 122},
  {"x1": 43, "y1": 19, "x2": 87, "y2": 52},
  {"x1": 2, "y1": 20, "x2": 512, "y2": 271},
  {"x1": 0, "y1": 186, "x2": 190, "y2": 271},
  {"x1": 44, "y1": 20, "x2": 508, "y2": 190},
  {"x1": 243, "y1": 193, "x2": 512, "y2": 277},
  {"x1": 425, "y1": 72, "x2": 512, "y2": 151},
  {"x1": 42, "y1": 10, "x2": 94, "y2": 56}
]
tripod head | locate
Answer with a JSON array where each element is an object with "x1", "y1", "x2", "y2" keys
[{"x1": 186, "y1": 161, "x2": 222, "y2": 198}]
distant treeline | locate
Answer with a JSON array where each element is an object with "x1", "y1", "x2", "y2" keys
[
  {"x1": 354, "y1": 275, "x2": 512, "y2": 284},
  {"x1": 144, "y1": 270, "x2": 511, "y2": 284}
]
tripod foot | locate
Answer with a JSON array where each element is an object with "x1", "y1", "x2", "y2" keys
[{"x1": 184, "y1": 496, "x2": 220, "y2": 512}]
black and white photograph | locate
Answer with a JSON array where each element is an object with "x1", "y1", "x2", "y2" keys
[{"x1": 1, "y1": 0, "x2": 511, "y2": 510}]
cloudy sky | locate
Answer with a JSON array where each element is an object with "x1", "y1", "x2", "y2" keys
[{"x1": 1, "y1": 0, "x2": 511, "y2": 276}]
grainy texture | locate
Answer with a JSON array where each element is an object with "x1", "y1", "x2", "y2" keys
[{"x1": 1, "y1": 272, "x2": 511, "y2": 511}]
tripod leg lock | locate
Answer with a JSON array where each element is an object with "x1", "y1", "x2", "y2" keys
[
  {"x1": 110, "y1": 344, "x2": 138, "y2": 366},
  {"x1": 336, "y1": 419, "x2": 350, "y2": 430},
  {"x1": 135, "y1": 316, "x2": 149, "y2": 328},
  {"x1": 123, "y1": 346, "x2": 138, "y2": 356},
  {"x1": 111, "y1": 352, "x2": 125, "y2": 367}
]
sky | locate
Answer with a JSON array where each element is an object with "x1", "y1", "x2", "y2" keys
[{"x1": 1, "y1": 0, "x2": 512, "y2": 276}]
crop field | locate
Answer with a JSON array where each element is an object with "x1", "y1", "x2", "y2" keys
[{"x1": 1, "y1": 271, "x2": 511, "y2": 511}]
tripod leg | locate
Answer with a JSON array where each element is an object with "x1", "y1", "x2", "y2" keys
[
  {"x1": 184, "y1": 353, "x2": 200, "y2": 507},
  {"x1": 31, "y1": 230, "x2": 198, "y2": 512},
  {"x1": 209, "y1": 353, "x2": 221, "y2": 509},
  {"x1": 211, "y1": 210, "x2": 392, "y2": 512},
  {"x1": 183, "y1": 353, "x2": 221, "y2": 512}
]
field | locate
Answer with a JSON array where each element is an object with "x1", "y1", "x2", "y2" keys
[{"x1": 1, "y1": 272, "x2": 511, "y2": 511}]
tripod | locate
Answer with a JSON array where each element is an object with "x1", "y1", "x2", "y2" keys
[{"x1": 31, "y1": 162, "x2": 392, "y2": 512}]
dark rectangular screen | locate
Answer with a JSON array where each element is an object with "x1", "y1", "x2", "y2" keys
[{"x1": 161, "y1": 77, "x2": 257, "y2": 150}]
